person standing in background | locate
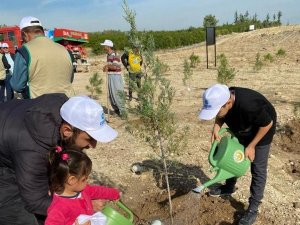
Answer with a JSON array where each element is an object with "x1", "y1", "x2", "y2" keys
[
  {"x1": 121, "y1": 43, "x2": 143, "y2": 101},
  {"x1": 101, "y1": 39, "x2": 126, "y2": 117},
  {"x1": 10, "y1": 16, "x2": 74, "y2": 99},
  {"x1": 0, "y1": 42, "x2": 12, "y2": 102},
  {"x1": 2, "y1": 42, "x2": 15, "y2": 101}
]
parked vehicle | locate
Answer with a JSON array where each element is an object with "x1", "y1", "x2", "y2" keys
[{"x1": 0, "y1": 26, "x2": 89, "y2": 72}]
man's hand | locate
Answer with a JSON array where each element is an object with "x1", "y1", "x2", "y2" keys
[
  {"x1": 103, "y1": 65, "x2": 108, "y2": 72},
  {"x1": 245, "y1": 145, "x2": 256, "y2": 162},
  {"x1": 211, "y1": 118, "x2": 224, "y2": 143},
  {"x1": 91, "y1": 199, "x2": 107, "y2": 212}
]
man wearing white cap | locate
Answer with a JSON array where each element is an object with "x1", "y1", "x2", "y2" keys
[
  {"x1": 1, "y1": 42, "x2": 15, "y2": 101},
  {"x1": 0, "y1": 43, "x2": 13, "y2": 102},
  {"x1": 198, "y1": 84, "x2": 276, "y2": 225},
  {"x1": 0, "y1": 93, "x2": 118, "y2": 224},
  {"x1": 101, "y1": 39, "x2": 125, "y2": 117},
  {"x1": 10, "y1": 16, "x2": 74, "y2": 99}
]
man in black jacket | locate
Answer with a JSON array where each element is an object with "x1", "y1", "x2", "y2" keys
[
  {"x1": 0, "y1": 43, "x2": 12, "y2": 102},
  {"x1": 197, "y1": 84, "x2": 276, "y2": 225},
  {"x1": 1, "y1": 42, "x2": 15, "y2": 101},
  {"x1": 0, "y1": 94, "x2": 118, "y2": 225}
]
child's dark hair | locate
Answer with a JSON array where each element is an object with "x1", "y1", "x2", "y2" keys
[{"x1": 49, "y1": 147, "x2": 92, "y2": 194}]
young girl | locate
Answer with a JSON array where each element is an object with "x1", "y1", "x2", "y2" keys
[{"x1": 46, "y1": 147, "x2": 120, "y2": 225}]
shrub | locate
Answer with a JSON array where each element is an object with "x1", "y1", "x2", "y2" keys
[
  {"x1": 189, "y1": 52, "x2": 200, "y2": 68},
  {"x1": 253, "y1": 53, "x2": 263, "y2": 71},
  {"x1": 263, "y1": 53, "x2": 274, "y2": 62},
  {"x1": 276, "y1": 48, "x2": 286, "y2": 56},
  {"x1": 217, "y1": 54, "x2": 236, "y2": 84}
]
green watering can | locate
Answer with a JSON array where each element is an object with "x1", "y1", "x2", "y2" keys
[
  {"x1": 102, "y1": 201, "x2": 134, "y2": 225},
  {"x1": 193, "y1": 128, "x2": 250, "y2": 193}
]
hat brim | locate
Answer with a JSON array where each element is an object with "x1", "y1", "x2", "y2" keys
[
  {"x1": 86, "y1": 124, "x2": 118, "y2": 143},
  {"x1": 100, "y1": 43, "x2": 113, "y2": 47},
  {"x1": 198, "y1": 108, "x2": 220, "y2": 120}
]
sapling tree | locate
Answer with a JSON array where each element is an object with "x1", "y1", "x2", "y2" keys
[
  {"x1": 123, "y1": 1, "x2": 188, "y2": 224},
  {"x1": 217, "y1": 53, "x2": 236, "y2": 84},
  {"x1": 183, "y1": 59, "x2": 192, "y2": 86},
  {"x1": 182, "y1": 59, "x2": 192, "y2": 100},
  {"x1": 189, "y1": 52, "x2": 200, "y2": 68},
  {"x1": 253, "y1": 52, "x2": 263, "y2": 71},
  {"x1": 86, "y1": 72, "x2": 103, "y2": 99},
  {"x1": 182, "y1": 52, "x2": 200, "y2": 99}
]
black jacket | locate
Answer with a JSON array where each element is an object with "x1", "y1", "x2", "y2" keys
[
  {"x1": 1, "y1": 53, "x2": 11, "y2": 74},
  {"x1": 0, "y1": 93, "x2": 68, "y2": 215}
]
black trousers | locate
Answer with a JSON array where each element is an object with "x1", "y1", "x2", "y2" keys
[
  {"x1": 0, "y1": 167, "x2": 40, "y2": 225},
  {"x1": 225, "y1": 144, "x2": 271, "y2": 211}
]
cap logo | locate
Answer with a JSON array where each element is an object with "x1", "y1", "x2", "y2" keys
[
  {"x1": 100, "y1": 112, "x2": 105, "y2": 127},
  {"x1": 233, "y1": 150, "x2": 245, "y2": 163},
  {"x1": 204, "y1": 99, "x2": 212, "y2": 109},
  {"x1": 31, "y1": 20, "x2": 40, "y2": 24}
]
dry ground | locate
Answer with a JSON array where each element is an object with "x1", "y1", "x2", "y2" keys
[{"x1": 73, "y1": 25, "x2": 300, "y2": 225}]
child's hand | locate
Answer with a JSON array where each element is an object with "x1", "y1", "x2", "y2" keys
[
  {"x1": 91, "y1": 199, "x2": 107, "y2": 212},
  {"x1": 75, "y1": 219, "x2": 91, "y2": 225},
  {"x1": 115, "y1": 191, "x2": 122, "y2": 201}
]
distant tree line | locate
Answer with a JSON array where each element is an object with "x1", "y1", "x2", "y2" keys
[{"x1": 86, "y1": 11, "x2": 283, "y2": 54}]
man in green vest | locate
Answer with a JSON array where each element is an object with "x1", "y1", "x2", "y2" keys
[
  {"x1": 121, "y1": 43, "x2": 143, "y2": 101},
  {"x1": 10, "y1": 16, "x2": 74, "y2": 99}
]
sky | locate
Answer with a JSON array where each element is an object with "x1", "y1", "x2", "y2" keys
[{"x1": 1, "y1": 0, "x2": 299, "y2": 32}]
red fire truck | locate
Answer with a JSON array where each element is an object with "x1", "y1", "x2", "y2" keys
[{"x1": 0, "y1": 26, "x2": 89, "y2": 64}]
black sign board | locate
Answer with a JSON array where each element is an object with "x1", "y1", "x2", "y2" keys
[
  {"x1": 206, "y1": 27, "x2": 216, "y2": 46},
  {"x1": 205, "y1": 27, "x2": 216, "y2": 68}
]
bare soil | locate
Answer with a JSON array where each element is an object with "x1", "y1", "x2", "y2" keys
[{"x1": 74, "y1": 25, "x2": 300, "y2": 225}]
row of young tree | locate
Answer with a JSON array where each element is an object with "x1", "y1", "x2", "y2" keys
[{"x1": 87, "y1": 11, "x2": 283, "y2": 54}]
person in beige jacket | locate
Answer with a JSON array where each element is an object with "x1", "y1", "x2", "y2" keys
[{"x1": 10, "y1": 16, "x2": 74, "y2": 99}]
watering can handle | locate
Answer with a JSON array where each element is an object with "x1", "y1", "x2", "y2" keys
[
  {"x1": 218, "y1": 128, "x2": 239, "y2": 142},
  {"x1": 218, "y1": 128, "x2": 233, "y2": 136},
  {"x1": 209, "y1": 140, "x2": 219, "y2": 167},
  {"x1": 209, "y1": 128, "x2": 239, "y2": 166},
  {"x1": 116, "y1": 200, "x2": 134, "y2": 222}
]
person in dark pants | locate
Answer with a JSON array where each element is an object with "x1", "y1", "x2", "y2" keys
[
  {"x1": 121, "y1": 44, "x2": 143, "y2": 101},
  {"x1": 0, "y1": 44, "x2": 12, "y2": 102},
  {"x1": 0, "y1": 94, "x2": 118, "y2": 225},
  {"x1": 2, "y1": 42, "x2": 15, "y2": 101},
  {"x1": 198, "y1": 84, "x2": 276, "y2": 225}
]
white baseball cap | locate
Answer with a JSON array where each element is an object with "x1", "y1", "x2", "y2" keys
[
  {"x1": 2, "y1": 43, "x2": 9, "y2": 48},
  {"x1": 60, "y1": 96, "x2": 118, "y2": 143},
  {"x1": 19, "y1": 16, "x2": 43, "y2": 30},
  {"x1": 199, "y1": 84, "x2": 230, "y2": 120},
  {"x1": 0, "y1": 43, "x2": 2, "y2": 48},
  {"x1": 100, "y1": 39, "x2": 113, "y2": 47}
]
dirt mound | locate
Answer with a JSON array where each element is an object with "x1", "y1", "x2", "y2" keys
[
  {"x1": 276, "y1": 119, "x2": 300, "y2": 154},
  {"x1": 275, "y1": 119, "x2": 300, "y2": 178},
  {"x1": 131, "y1": 190, "x2": 277, "y2": 225}
]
